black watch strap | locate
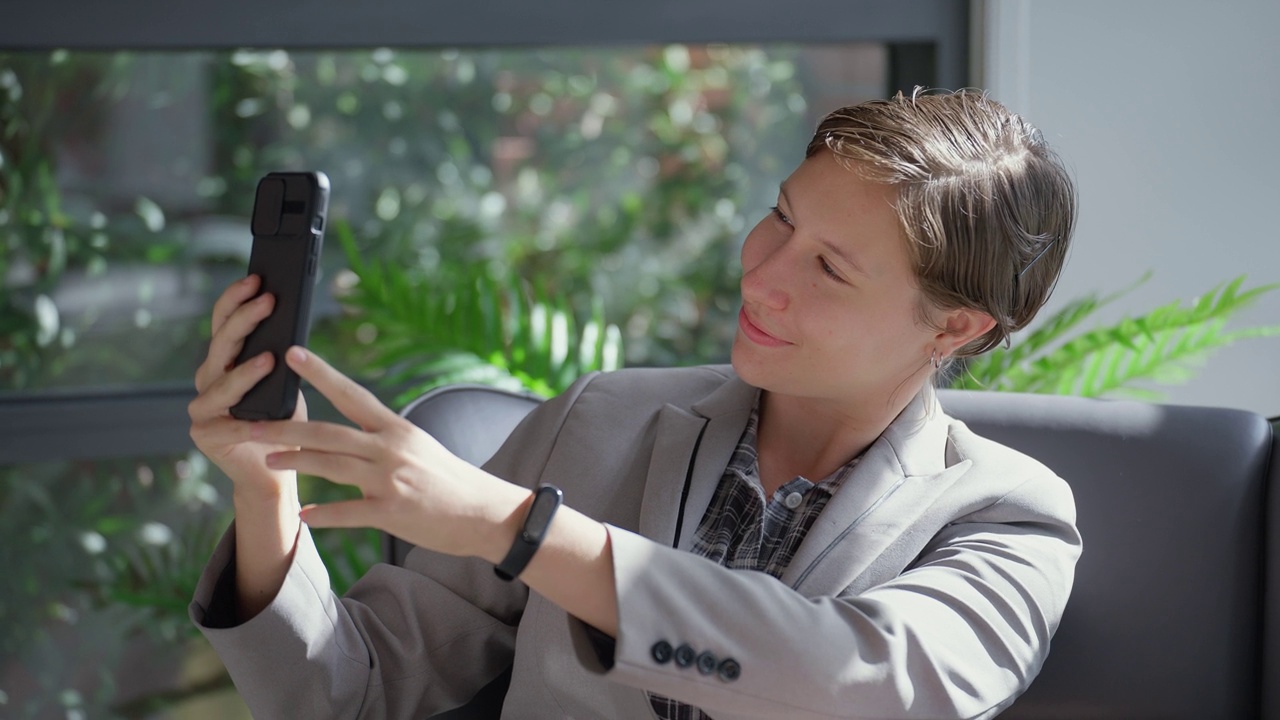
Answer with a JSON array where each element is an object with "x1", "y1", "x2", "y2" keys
[{"x1": 494, "y1": 484, "x2": 563, "y2": 581}]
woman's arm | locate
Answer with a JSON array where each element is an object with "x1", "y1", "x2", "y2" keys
[
  {"x1": 187, "y1": 275, "x2": 307, "y2": 622},
  {"x1": 267, "y1": 347, "x2": 625, "y2": 637},
  {"x1": 574, "y1": 474, "x2": 1079, "y2": 720},
  {"x1": 189, "y1": 347, "x2": 602, "y2": 718}
]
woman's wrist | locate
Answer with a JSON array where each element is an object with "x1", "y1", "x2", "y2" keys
[
  {"x1": 479, "y1": 484, "x2": 535, "y2": 566},
  {"x1": 233, "y1": 473, "x2": 300, "y2": 513}
]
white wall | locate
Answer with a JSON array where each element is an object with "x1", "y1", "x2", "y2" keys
[{"x1": 978, "y1": 0, "x2": 1280, "y2": 416}]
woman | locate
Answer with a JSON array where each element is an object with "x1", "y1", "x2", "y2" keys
[{"x1": 189, "y1": 89, "x2": 1080, "y2": 719}]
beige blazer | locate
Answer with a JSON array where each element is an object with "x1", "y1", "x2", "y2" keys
[{"x1": 191, "y1": 365, "x2": 1081, "y2": 719}]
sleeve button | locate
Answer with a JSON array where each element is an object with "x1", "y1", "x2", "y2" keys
[
  {"x1": 650, "y1": 640, "x2": 674, "y2": 665},
  {"x1": 718, "y1": 657, "x2": 741, "y2": 682},
  {"x1": 673, "y1": 644, "x2": 696, "y2": 668},
  {"x1": 696, "y1": 651, "x2": 718, "y2": 675}
]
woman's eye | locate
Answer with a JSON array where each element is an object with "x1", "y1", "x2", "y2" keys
[
  {"x1": 770, "y1": 206, "x2": 792, "y2": 226},
  {"x1": 819, "y1": 257, "x2": 845, "y2": 283}
]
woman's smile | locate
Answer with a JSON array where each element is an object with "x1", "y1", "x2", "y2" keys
[{"x1": 738, "y1": 307, "x2": 792, "y2": 347}]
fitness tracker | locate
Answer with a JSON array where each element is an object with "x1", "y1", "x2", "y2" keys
[{"x1": 494, "y1": 484, "x2": 563, "y2": 581}]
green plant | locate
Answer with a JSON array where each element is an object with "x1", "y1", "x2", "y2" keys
[
  {"x1": 951, "y1": 274, "x2": 1280, "y2": 399},
  {"x1": 1, "y1": 44, "x2": 810, "y2": 718},
  {"x1": 333, "y1": 221, "x2": 623, "y2": 405}
]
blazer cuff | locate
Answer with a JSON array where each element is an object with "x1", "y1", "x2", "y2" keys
[
  {"x1": 202, "y1": 552, "x2": 241, "y2": 629},
  {"x1": 189, "y1": 520, "x2": 243, "y2": 628},
  {"x1": 188, "y1": 521, "x2": 372, "y2": 716},
  {"x1": 569, "y1": 525, "x2": 767, "y2": 713}
]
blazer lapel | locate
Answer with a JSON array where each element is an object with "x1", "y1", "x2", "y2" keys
[
  {"x1": 636, "y1": 375, "x2": 758, "y2": 550},
  {"x1": 636, "y1": 405, "x2": 706, "y2": 546},
  {"x1": 780, "y1": 394, "x2": 973, "y2": 595}
]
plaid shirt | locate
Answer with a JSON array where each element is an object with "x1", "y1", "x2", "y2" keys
[{"x1": 648, "y1": 403, "x2": 861, "y2": 720}]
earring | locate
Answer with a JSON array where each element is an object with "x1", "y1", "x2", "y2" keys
[{"x1": 930, "y1": 350, "x2": 943, "y2": 370}]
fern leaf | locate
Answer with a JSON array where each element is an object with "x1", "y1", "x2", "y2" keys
[
  {"x1": 338, "y1": 251, "x2": 624, "y2": 398},
  {"x1": 983, "y1": 275, "x2": 1277, "y2": 397}
]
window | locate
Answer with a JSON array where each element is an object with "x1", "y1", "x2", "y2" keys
[
  {"x1": 0, "y1": 2, "x2": 969, "y2": 716},
  {"x1": 2, "y1": 44, "x2": 896, "y2": 396}
]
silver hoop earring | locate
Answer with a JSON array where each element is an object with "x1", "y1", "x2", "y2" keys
[{"x1": 929, "y1": 350, "x2": 941, "y2": 370}]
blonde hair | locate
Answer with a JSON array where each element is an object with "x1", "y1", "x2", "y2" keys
[{"x1": 806, "y1": 88, "x2": 1076, "y2": 364}]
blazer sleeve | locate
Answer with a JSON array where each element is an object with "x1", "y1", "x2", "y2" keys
[
  {"x1": 570, "y1": 471, "x2": 1080, "y2": 720},
  {"x1": 187, "y1": 372, "x2": 599, "y2": 719}
]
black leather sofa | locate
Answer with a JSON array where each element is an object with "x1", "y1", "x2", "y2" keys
[{"x1": 390, "y1": 385, "x2": 1279, "y2": 719}]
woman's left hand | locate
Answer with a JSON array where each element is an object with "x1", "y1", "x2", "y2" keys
[{"x1": 253, "y1": 346, "x2": 532, "y2": 564}]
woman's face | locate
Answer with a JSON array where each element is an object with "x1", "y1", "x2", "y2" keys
[{"x1": 731, "y1": 151, "x2": 938, "y2": 408}]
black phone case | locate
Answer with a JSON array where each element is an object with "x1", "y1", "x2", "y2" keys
[{"x1": 230, "y1": 171, "x2": 330, "y2": 420}]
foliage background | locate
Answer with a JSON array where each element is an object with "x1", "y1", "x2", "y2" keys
[{"x1": 0, "y1": 45, "x2": 830, "y2": 718}]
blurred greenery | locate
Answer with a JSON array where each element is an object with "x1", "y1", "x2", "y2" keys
[
  {"x1": 0, "y1": 44, "x2": 822, "y2": 717},
  {"x1": 333, "y1": 219, "x2": 623, "y2": 404},
  {"x1": 0, "y1": 451, "x2": 228, "y2": 719},
  {"x1": 0, "y1": 52, "x2": 210, "y2": 394}
]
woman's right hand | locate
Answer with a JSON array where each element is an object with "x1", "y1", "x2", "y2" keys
[{"x1": 189, "y1": 274, "x2": 308, "y2": 496}]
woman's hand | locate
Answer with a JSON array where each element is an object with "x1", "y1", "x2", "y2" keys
[
  {"x1": 253, "y1": 346, "x2": 532, "y2": 562},
  {"x1": 189, "y1": 274, "x2": 307, "y2": 496},
  {"x1": 189, "y1": 275, "x2": 309, "y2": 619},
  {"x1": 255, "y1": 345, "x2": 619, "y2": 635},
  {"x1": 186, "y1": 272, "x2": 307, "y2": 491}
]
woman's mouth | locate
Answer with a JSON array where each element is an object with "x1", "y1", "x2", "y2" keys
[{"x1": 738, "y1": 307, "x2": 792, "y2": 347}]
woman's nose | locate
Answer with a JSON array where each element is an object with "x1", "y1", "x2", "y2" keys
[{"x1": 741, "y1": 247, "x2": 791, "y2": 311}]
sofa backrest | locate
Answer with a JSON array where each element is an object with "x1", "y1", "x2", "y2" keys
[{"x1": 939, "y1": 389, "x2": 1276, "y2": 719}]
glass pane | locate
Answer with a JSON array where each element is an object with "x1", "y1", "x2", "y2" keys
[
  {"x1": 0, "y1": 451, "x2": 236, "y2": 718},
  {"x1": 0, "y1": 451, "x2": 379, "y2": 718},
  {"x1": 0, "y1": 44, "x2": 892, "y2": 716},
  {"x1": 0, "y1": 44, "x2": 889, "y2": 399}
]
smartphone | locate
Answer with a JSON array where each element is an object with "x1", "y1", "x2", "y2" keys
[{"x1": 230, "y1": 171, "x2": 330, "y2": 420}]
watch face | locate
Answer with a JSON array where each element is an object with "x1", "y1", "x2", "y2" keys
[{"x1": 523, "y1": 486, "x2": 562, "y2": 542}]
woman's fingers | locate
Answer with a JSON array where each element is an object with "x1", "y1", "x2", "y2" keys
[
  {"x1": 189, "y1": 351, "x2": 274, "y2": 421},
  {"x1": 188, "y1": 413, "x2": 260, "y2": 448},
  {"x1": 196, "y1": 292, "x2": 276, "y2": 392},
  {"x1": 211, "y1": 274, "x2": 262, "y2": 337},
  {"x1": 197, "y1": 290, "x2": 273, "y2": 392},
  {"x1": 251, "y1": 418, "x2": 383, "y2": 460},
  {"x1": 300, "y1": 499, "x2": 384, "y2": 530},
  {"x1": 265, "y1": 449, "x2": 374, "y2": 485},
  {"x1": 284, "y1": 347, "x2": 397, "y2": 432}
]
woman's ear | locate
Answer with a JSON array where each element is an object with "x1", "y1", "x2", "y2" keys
[{"x1": 936, "y1": 307, "x2": 997, "y2": 355}]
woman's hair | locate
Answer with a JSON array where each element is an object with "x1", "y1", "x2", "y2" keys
[{"x1": 806, "y1": 88, "x2": 1077, "y2": 362}]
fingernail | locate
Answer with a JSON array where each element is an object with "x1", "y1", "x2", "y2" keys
[
  {"x1": 255, "y1": 352, "x2": 271, "y2": 367},
  {"x1": 242, "y1": 274, "x2": 257, "y2": 285},
  {"x1": 289, "y1": 347, "x2": 308, "y2": 363},
  {"x1": 250, "y1": 423, "x2": 265, "y2": 439}
]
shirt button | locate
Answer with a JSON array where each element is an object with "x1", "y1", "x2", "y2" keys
[
  {"x1": 718, "y1": 657, "x2": 742, "y2": 682},
  {"x1": 696, "y1": 651, "x2": 718, "y2": 675},
  {"x1": 784, "y1": 491, "x2": 804, "y2": 509},
  {"x1": 674, "y1": 644, "x2": 696, "y2": 668},
  {"x1": 651, "y1": 640, "x2": 674, "y2": 665}
]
